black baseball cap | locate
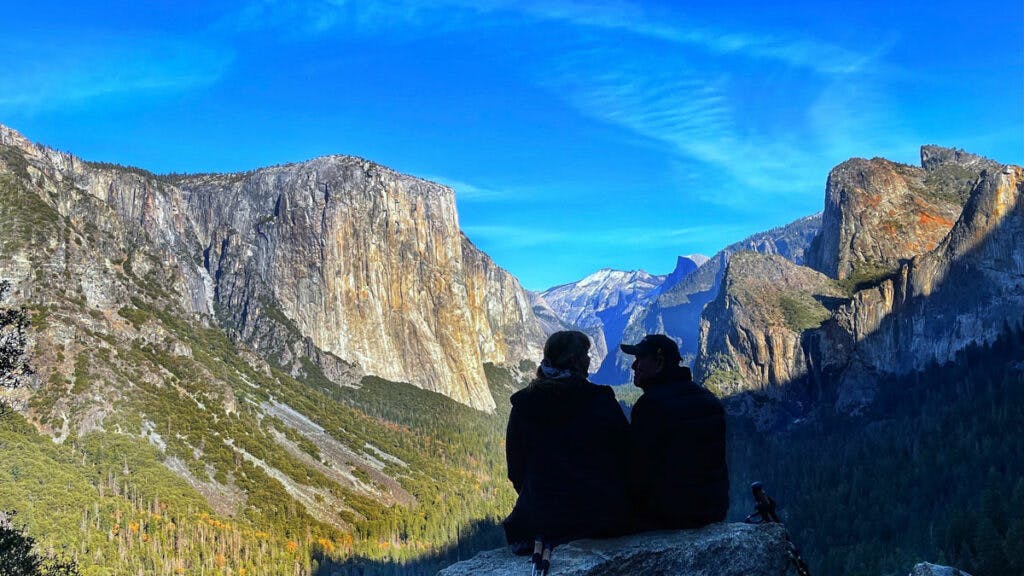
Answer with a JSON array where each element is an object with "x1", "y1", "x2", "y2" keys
[{"x1": 620, "y1": 334, "x2": 681, "y2": 361}]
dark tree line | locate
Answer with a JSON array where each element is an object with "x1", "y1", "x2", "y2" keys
[{"x1": 728, "y1": 326, "x2": 1024, "y2": 576}]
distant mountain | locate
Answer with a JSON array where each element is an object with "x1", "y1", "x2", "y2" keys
[
  {"x1": 0, "y1": 122, "x2": 540, "y2": 573},
  {"x1": 537, "y1": 266, "x2": 682, "y2": 384},
  {"x1": 660, "y1": 254, "x2": 709, "y2": 293},
  {"x1": 713, "y1": 147, "x2": 1024, "y2": 576},
  {"x1": 613, "y1": 214, "x2": 823, "y2": 383}
]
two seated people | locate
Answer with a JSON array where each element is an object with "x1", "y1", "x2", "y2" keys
[{"x1": 503, "y1": 331, "x2": 729, "y2": 549}]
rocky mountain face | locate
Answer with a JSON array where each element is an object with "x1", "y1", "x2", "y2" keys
[
  {"x1": 0, "y1": 124, "x2": 543, "y2": 412},
  {"x1": 0, "y1": 122, "x2": 549, "y2": 572},
  {"x1": 532, "y1": 215, "x2": 819, "y2": 389},
  {"x1": 537, "y1": 267, "x2": 674, "y2": 384},
  {"x1": 178, "y1": 156, "x2": 546, "y2": 412},
  {"x1": 695, "y1": 252, "x2": 845, "y2": 408},
  {"x1": 696, "y1": 146, "x2": 1022, "y2": 418},
  {"x1": 806, "y1": 147, "x2": 998, "y2": 282},
  {"x1": 618, "y1": 214, "x2": 822, "y2": 379},
  {"x1": 826, "y1": 161, "x2": 1023, "y2": 411}
]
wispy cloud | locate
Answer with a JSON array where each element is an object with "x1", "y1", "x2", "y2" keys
[
  {"x1": 462, "y1": 225, "x2": 573, "y2": 249},
  {"x1": 0, "y1": 38, "x2": 231, "y2": 112},
  {"x1": 230, "y1": 0, "x2": 875, "y2": 76},
  {"x1": 463, "y1": 223, "x2": 737, "y2": 250},
  {"x1": 544, "y1": 62, "x2": 827, "y2": 204},
  {"x1": 495, "y1": 0, "x2": 876, "y2": 76},
  {"x1": 808, "y1": 77, "x2": 914, "y2": 164},
  {"x1": 230, "y1": 0, "x2": 475, "y2": 38},
  {"x1": 424, "y1": 175, "x2": 516, "y2": 203},
  {"x1": 233, "y1": 0, "x2": 885, "y2": 206}
]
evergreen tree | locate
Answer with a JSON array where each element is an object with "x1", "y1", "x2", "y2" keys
[{"x1": 0, "y1": 512, "x2": 79, "y2": 576}]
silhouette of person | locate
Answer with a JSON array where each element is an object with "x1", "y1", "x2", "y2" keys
[
  {"x1": 621, "y1": 334, "x2": 729, "y2": 530},
  {"x1": 503, "y1": 330, "x2": 632, "y2": 550}
]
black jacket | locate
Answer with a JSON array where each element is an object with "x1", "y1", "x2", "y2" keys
[
  {"x1": 503, "y1": 376, "x2": 632, "y2": 545},
  {"x1": 630, "y1": 367, "x2": 729, "y2": 529}
]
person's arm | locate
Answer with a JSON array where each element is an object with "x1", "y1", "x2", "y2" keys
[
  {"x1": 629, "y1": 398, "x2": 657, "y2": 496},
  {"x1": 506, "y1": 405, "x2": 527, "y2": 494},
  {"x1": 593, "y1": 387, "x2": 632, "y2": 466}
]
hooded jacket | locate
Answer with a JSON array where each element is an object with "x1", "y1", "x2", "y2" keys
[{"x1": 503, "y1": 376, "x2": 632, "y2": 545}]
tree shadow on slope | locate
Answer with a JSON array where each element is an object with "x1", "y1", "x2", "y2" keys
[
  {"x1": 725, "y1": 327, "x2": 1024, "y2": 576},
  {"x1": 311, "y1": 518, "x2": 505, "y2": 576},
  {"x1": 721, "y1": 192, "x2": 1024, "y2": 576}
]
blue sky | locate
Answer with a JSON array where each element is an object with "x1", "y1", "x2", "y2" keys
[{"x1": 3, "y1": 1, "x2": 1021, "y2": 290}]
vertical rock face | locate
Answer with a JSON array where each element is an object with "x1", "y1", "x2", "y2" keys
[
  {"x1": 807, "y1": 147, "x2": 998, "y2": 281},
  {"x1": 695, "y1": 252, "x2": 845, "y2": 403},
  {"x1": 622, "y1": 214, "x2": 822, "y2": 376},
  {"x1": 830, "y1": 164, "x2": 1023, "y2": 411},
  {"x1": 175, "y1": 156, "x2": 546, "y2": 411},
  {"x1": 694, "y1": 144, "x2": 1021, "y2": 419},
  {"x1": 0, "y1": 124, "x2": 544, "y2": 411},
  {"x1": 460, "y1": 236, "x2": 546, "y2": 371}
]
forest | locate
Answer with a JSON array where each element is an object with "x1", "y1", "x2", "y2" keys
[
  {"x1": 728, "y1": 326, "x2": 1024, "y2": 576},
  {"x1": 2, "y1": 278, "x2": 1022, "y2": 575}
]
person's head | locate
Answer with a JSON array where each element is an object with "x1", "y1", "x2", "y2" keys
[
  {"x1": 538, "y1": 330, "x2": 591, "y2": 379},
  {"x1": 620, "y1": 334, "x2": 682, "y2": 389}
]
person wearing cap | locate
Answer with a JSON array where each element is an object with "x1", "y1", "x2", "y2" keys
[
  {"x1": 503, "y1": 330, "x2": 633, "y2": 550},
  {"x1": 620, "y1": 334, "x2": 729, "y2": 530}
]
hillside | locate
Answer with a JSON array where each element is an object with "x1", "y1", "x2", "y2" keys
[
  {"x1": 696, "y1": 146, "x2": 1023, "y2": 419},
  {"x1": 0, "y1": 124, "x2": 531, "y2": 574}
]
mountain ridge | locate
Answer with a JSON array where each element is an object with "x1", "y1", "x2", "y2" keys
[
  {"x1": 695, "y1": 145, "x2": 1022, "y2": 419},
  {"x1": 0, "y1": 122, "x2": 545, "y2": 412}
]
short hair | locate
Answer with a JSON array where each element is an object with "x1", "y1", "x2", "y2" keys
[{"x1": 541, "y1": 330, "x2": 591, "y2": 371}]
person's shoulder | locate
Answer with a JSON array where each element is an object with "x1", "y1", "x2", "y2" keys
[
  {"x1": 588, "y1": 382, "x2": 616, "y2": 399},
  {"x1": 683, "y1": 382, "x2": 725, "y2": 414},
  {"x1": 509, "y1": 384, "x2": 536, "y2": 407},
  {"x1": 631, "y1": 389, "x2": 666, "y2": 420}
]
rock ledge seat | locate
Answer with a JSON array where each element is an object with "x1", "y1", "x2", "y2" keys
[{"x1": 439, "y1": 522, "x2": 797, "y2": 576}]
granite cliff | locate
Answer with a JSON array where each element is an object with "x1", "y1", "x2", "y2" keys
[
  {"x1": 0, "y1": 123, "x2": 544, "y2": 412},
  {"x1": 826, "y1": 160, "x2": 1023, "y2": 411},
  {"x1": 806, "y1": 146, "x2": 998, "y2": 282},
  {"x1": 695, "y1": 252, "x2": 845, "y2": 410},
  {"x1": 616, "y1": 214, "x2": 821, "y2": 380},
  {"x1": 695, "y1": 146, "x2": 1022, "y2": 417}
]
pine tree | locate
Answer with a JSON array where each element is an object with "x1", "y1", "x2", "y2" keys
[{"x1": 0, "y1": 512, "x2": 79, "y2": 576}]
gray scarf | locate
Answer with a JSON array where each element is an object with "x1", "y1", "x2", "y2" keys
[{"x1": 539, "y1": 359, "x2": 578, "y2": 380}]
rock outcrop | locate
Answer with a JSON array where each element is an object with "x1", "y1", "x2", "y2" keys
[
  {"x1": 439, "y1": 523, "x2": 798, "y2": 576},
  {"x1": 622, "y1": 214, "x2": 822, "y2": 375},
  {"x1": 694, "y1": 145, "x2": 1021, "y2": 417},
  {"x1": 910, "y1": 562, "x2": 974, "y2": 576},
  {"x1": 828, "y1": 163, "x2": 1023, "y2": 411},
  {"x1": 177, "y1": 157, "x2": 545, "y2": 411},
  {"x1": 806, "y1": 147, "x2": 998, "y2": 281},
  {"x1": 438, "y1": 524, "x2": 973, "y2": 576},
  {"x1": 0, "y1": 123, "x2": 545, "y2": 411},
  {"x1": 695, "y1": 252, "x2": 845, "y2": 406}
]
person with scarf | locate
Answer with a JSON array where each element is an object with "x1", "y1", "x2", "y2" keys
[{"x1": 502, "y1": 330, "x2": 632, "y2": 550}]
